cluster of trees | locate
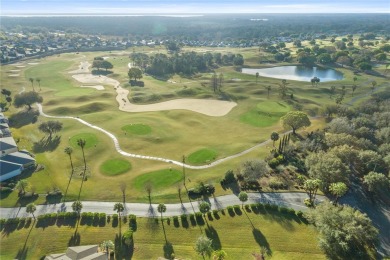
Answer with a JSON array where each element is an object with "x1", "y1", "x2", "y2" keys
[
  {"x1": 13, "y1": 91, "x2": 43, "y2": 110},
  {"x1": 130, "y1": 52, "x2": 244, "y2": 78},
  {"x1": 0, "y1": 88, "x2": 12, "y2": 110},
  {"x1": 92, "y1": 57, "x2": 114, "y2": 71}
]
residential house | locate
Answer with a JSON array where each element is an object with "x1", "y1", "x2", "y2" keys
[{"x1": 44, "y1": 245, "x2": 107, "y2": 260}]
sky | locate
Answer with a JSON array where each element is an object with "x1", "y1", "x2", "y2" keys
[{"x1": 1, "y1": 0, "x2": 389, "y2": 15}]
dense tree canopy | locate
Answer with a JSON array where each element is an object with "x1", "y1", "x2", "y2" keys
[
  {"x1": 305, "y1": 201, "x2": 378, "y2": 259},
  {"x1": 13, "y1": 91, "x2": 43, "y2": 110}
]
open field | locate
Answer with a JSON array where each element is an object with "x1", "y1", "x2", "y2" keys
[
  {"x1": 0, "y1": 42, "x2": 389, "y2": 207},
  {"x1": 0, "y1": 209, "x2": 325, "y2": 259}
]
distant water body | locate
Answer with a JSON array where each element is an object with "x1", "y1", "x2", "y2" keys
[{"x1": 242, "y1": 66, "x2": 344, "y2": 82}]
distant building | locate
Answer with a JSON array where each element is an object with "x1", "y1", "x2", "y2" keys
[{"x1": 44, "y1": 245, "x2": 107, "y2": 260}]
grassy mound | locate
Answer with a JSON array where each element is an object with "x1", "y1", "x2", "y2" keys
[
  {"x1": 187, "y1": 148, "x2": 218, "y2": 164},
  {"x1": 100, "y1": 159, "x2": 131, "y2": 176},
  {"x1": 69, "y1": 133, "x2": 99, "y2": 149},
  {"x1": 240, "y1": 100, "x2": 290, "y2": 127},
  {"x1": 121, "y1": 124, "x2": 152, "y2": 135},
  {"x1": 133, "y1": 169, "x2": 182, "y2": 191},
  {"x1": 56, "y1": 88, "x2": 95, "y2": 97}
]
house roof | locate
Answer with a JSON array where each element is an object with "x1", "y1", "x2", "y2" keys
[
  {"x1": 1, "y1": 151, "x2": 35, "y2": 165},
  {"x1": 0, "y1": 160, "x2": 23, "y2": 176},
  {"x1": 0, "y1": 137, "x2": 17, "y2": 150}
]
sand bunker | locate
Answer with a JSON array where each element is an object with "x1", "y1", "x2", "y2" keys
[
  {"x1": 8, "y1": 70, "x2": 21, "y2": 73},
  {"x1": 16, "y1": 65, "x2": 26, "y2": 68},
  {"x1": 80, "y1": 85, "x2": 105, "y2": 90},
  {"x1": 27, "y1": 62, "x2": 40, "y2": 65},
  {"x1": 71, "y1": 62, "x2": 237, "y2": 116},
  {"x1": 69, "y1": 61, "x2": 91, "y2": 74},
  {"x1": 9, "y1": 74, "x2": 20, "y2": 77}
]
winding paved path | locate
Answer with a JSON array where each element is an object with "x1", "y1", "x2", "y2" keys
[
  {"x1": 37, "y1": 103, "x2": 281, "y2": 169},
  {"x1": 0, "y1": 192, "x2": 325, "y2": 219}
]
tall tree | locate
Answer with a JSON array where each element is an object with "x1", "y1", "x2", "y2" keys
[
  {"x1": 241, "y1": 159, "x2": 269, "y2": 182},
  {"x1": 13, "y1": 91, "x2": 43, "y2": 110},
  {"x1": 38, "y1": 120, "x2": 63, "y2": 139},
  {"x1": 218, "y1": 73, "x2": 224, "y2": 91},
  {"x1": 370, "y1": 80, "x2": 377, "y2": 93},
  {"x1": 63, "y1": 147, "x2": 74, "y2": 202},
  {"x1": 29, "y1": 78, "x2": 35, "y2": 92},
  {"x1": 26, "y1": 203, "x2": 37, "y2": 219},
  {"x1": 72, "y1": 201, "x2": 83, "y2": 217},
  {"x1": 304, "y1": 201, "x2": 378, "y2": 259},
  {"x1": 199, "y1": 201, "x2": 211, "y2": 218},
  {"x1": 278, "y1": 79, "x2": 288, "y2": 98},
  {"x1": 36, "y1": 78, "x2": 41, "y2": 91},
  {"x1": 255, "y1": 72, "x2": 259, "y2": 84},
  {"x1": 270, "y1": 132, "x2": 279, "y2": 147},
  {"x1": 128, "y1": 67, "x2": 143, "y2": 81},
  {"x1": 77, "y1": 139, "x2": 87, "y2": 200},
  {"x1": 195, "y1": 235, "x2": 213, "y2": 259},
  {"x1": 303, "y1": 179, "x2": 321, "y2": 205},
  {"x1": 281, "y1": 111, "x2": 311, "y2": 134},
  {"x1": 329, "y1": 182, "x2": 348, "y2": 204},
  {"x1": 363, "y1": 171, "x2": 389, "y2": 194},
  {"x1": 157, "y1": 203, "x2": 167, "y2": 242},
  {"x1": 114, "y1": 202, "x2": 125, "y2": 238},
  {"x1": 238, "y1": 191, "x2": 248, "y2": 208}
]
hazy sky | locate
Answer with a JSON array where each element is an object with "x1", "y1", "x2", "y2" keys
[{"x1": 2, "y1": 0, "x2": 389, "y2": 15}]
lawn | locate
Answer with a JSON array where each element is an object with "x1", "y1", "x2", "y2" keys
[
  {"x1": 121, "y1": 124, "x2": 152, "y2": 135},
  {"x1": 0, "y1": 209, "x2": 325, "y2": 260},
  {"x1": 187, "y1": 148, "x2": 218, "y2": 164},
  {"x1": 132, "y1": 169, "x2": 183, "y2": 192},
  {"x1": 100, "y1": 159, "x2": 132, "y2": 176}
]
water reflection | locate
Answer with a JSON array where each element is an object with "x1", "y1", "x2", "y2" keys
[{"x1": 242, "y1": 66, "x2": 343, "y2": 82}]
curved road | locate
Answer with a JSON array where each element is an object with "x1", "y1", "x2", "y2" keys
[{"x1": 0, "y1": 192, "x2": 325, "y2": 219}]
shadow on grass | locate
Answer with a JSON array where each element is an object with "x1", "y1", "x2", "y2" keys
[
  {"x1": 205, "y1": 225, "x2": 222, "y2": 250},
  {"x1": 15, "y1": 220, "x2": 35, "y2": 260},
  {"x1": 163, "y1": 241, "x2": 174, "y2": 259},
  {"x1": 2, "y1": 223, "x2": 18, "y2": 236},
  {"x1": 8, "y1": 109, "x2": 39, "y2": 129},
  {"x1": 252, "y1": 228, "x2": 272, "y2": 256},
  {"x1": 16, "y1": 193, "x2": 39, "y2": 207},
  {"x1": 68, "y1": 232, "x2": 81, "y2": 246},
  {"x1": 92, "y1": 69, "x2": 112, "y2": 76},
  {"x1": 32, "y1": 136, "x2": 61, "y2": 153},
  {"x1": 122, "y1": 239, "x2": 134, "y2": 260}
]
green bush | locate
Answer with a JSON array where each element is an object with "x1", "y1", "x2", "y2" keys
[
  {"x1": 94, "y1": 212, "x2": 100, "y2": 220},
  {"x1": 279, "y1": 207, "x2": 289, "y2": 214},
  {"x1": 58, "y1": 212, "x2": 66, "y2": 219},
  {"x1": 304, "y1": 198, "x2": 314, "y2": 207},
  {"x1": 296, "y1": 210, "x2": 304, "y2": 218},
  {"x1": 122, "y1": 215, "x2": 127, "y2": 223},
  {"x1": 50, "y1": 213, "x2": 58, "y2": 219},
  {"x1": 107, "y1": 215, "x2": 111, "y2": 222},
  {"x1": 6, "y1": 218, "x2": 19, "y2": 224},
  {"x1": 227, "y1": 206, "x2": 234, "y2": 214},
  {"x1": 99, "y1": 213, "x2": 106, "y2": 220},
  {"x1": 233, "y1": 205, "x2": 240, "y2": 211},
  {"x1": 112, "y1": 214, "x2": 118, "y2": 220},
  {"x1": 212, "y1": 209, "x2": 219, "y2": 216},
  {"x1": 180, "y1": 214, "x2": 187, "y2": 221}
]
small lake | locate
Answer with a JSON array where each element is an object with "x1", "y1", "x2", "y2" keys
[{"x1": 242, "y1": 66, "x2": 344, "y2": 82}]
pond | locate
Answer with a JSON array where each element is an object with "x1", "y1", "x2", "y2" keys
[{"x1": 242, "y1": 66, "x2": 344, "y2": 82}]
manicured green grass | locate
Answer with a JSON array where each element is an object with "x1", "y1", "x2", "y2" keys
[
  {"x1": 121, "y1": 123, "x2": 152, "y2": 135},
  {"x1": 69, "y1": 133, "x2": 99, "y2": 149},
  {"x1": 187, "y1": 148, "x2": 218, "y2": 164},
  {"x1": 55, "y1": 88, "x2": 95, "y2": 97},
  {"x1": 133, "y1": 169, "x2": 183, "y2": 191},
  {"x1": 0, "y1": 209, "x2": 325, "y2": 259},
  {"x1": 100, "y1": 159, "x2": 132, "y2": 176},
  {"x1": 240, "y1": 100, "x2": 291, "y2": 127}
]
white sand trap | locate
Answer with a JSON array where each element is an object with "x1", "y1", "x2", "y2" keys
[
  {"x1": 71, "y1": 69, "x2": 237, "y2": 116},
  {"x1": 16, "y1": 65, "x2": 26, "y2": 68},
  {"x1": 116, "y1": 87, "x2": 237, "y2": 117},
  {"x1": 27, "y1": 62, "x2": 40, "y2": 65},
  {"x1": 81, "y1": 85, "x2": 105, "y2": 90},
  {"x1": 68, "y1": 61, "x2": 91, "y2": 74},
  {"x1": 102, "y1": 56, "x2": 110, "y2": 60},
  {"x1": 9, "y1": 74, "x2": 20, "y2": 77},
  {"x1": 8, "y1": 70, "x2": 21, "y2": 73}
]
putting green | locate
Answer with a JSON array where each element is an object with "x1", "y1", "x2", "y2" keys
[
  {"x1": 133, "y1": 169, "x2": 183, "y2": 191},
  {"x1": 187, "y1": 148, "x2": 218, "y2": 164},
  {"x1": 121, "y1": 124, "x2": 152, "y2": 135},
  {"x1": 100, "y1": 159, "x2": 132, "y2": 176},
  {"x1": 240, "y1": 100, "x2": 290, "y2": 127},
  {"x1": 69, "y1": 133, "x2": 99, "y2": 149}
]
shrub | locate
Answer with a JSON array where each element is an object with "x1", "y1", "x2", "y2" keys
[
  {"x1": 180, "y1": 214, "x2": 187, "y2": 221},
  {"x1": 288, "y1": 208, "x2": 295, "y2": 215},
  {"x1": 244, "y1": 204, "x2": 250, "y2": 211},
  {"x1": 128, "y1": 214, "x2": 136, "y2": 224},
  {"x1": 227, "y1": 206, "x2": 234, "y2": 214},
  {"x1": 296, "y1": 210, "x2": 304, "y2": 218},
  {"x1": 99, "y1": 213, "x2": 106, "y2": 220},
  {"x1": 233, "y1": 205, "x2": 240, "y2": 211},
  {"x1": 50, "y1": 213, "x2": 58, "y2": 219},
  {"x1": 212, "y1": 209, "x2": 219, "y2": 216},
  {"x1": 122, "y1": 215, "x2": 127, "y2": 223},
  {"x1": 304, "y1": 198, "x2": 314, "y2": 207},
  {"x1": 6, "y1": 217, "x2": 19, "y2": 224},
  {"x1": 112, "y1": 214, "x2": 118, "y2": 220},
  {"x1": 107, "y1": 215, "x2": 111, "y2": 222},
  {"x1": 189, "y1": 214, "x2": 196, "y2": 222},
  {"x1": 173, "y1": 216, "x2": 179, "y2": 222},
  {"x1": 58, "y1": 212, "x2": 66, "y2": 219},
  {"x1": 268, "y1": 178, "x2": 288, "y2": 190},
  {"x1": 279, "y1": 207, "x2": 289, "y2": 214}
]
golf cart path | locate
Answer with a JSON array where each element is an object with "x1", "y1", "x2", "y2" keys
[
  {"x1": 36, "y1": 103, "x2": 285, "y2": 169},
  {"x1": 0, "y1": 192, "x2": 325, "y2": 219}
]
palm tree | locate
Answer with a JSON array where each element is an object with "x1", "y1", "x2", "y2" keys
[
  {"x1": 265, "y1": 86, "x2": 271, "y2": 98},
  {"x1": 157, "y1": 203, "x2": 167, "y2": 242},
  {"x1": 270, "y1": 132, "x2": 279, "y2": 147},
  {"x1": 15, "y1": 180, "x2": 29, "y2": 194},
  {"x1": 77, "y1": 139, "x2": 87, "y2": 200},
  {"x1": 72, "y1": 201, "x2": 83, "y2": 217},
  {"x1": 63, "y1": 147, "x2": 74, "y2": 202},
  {"x1": 238, "y1": 191, "x2": 248, "y2": 208},
  {"x1": 114, "y1": 202, "x2": 125, "y2": 238},
  {"x1": 36, "y1": 78, "x2": 41, "y2": 91},
  {"x1": 255, "y1": 72, "x2": 259, "y2": 84},
  {"x1": 199, "y1": 201, "x2": 211, "y2": 220},
  {"x1": 26, "y1": 203, "x2": 37, "y2": 219},
  {"x1": 353, "y1": 76, "x2": 357, "y2": 84},
  {"x1": 29, "y1": 78, "x2": 35, "y2": 92},
  {"x1": 100, "y1": 240, "x2": 114, "y2": 258}
]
